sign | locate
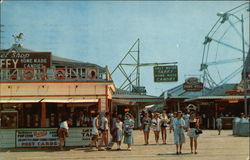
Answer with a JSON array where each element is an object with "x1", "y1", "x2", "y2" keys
[
  {"x1": 183, "y1": 77, "x2": 203, "y2": 91},
  {"x1": 82, "y1": 128, "x2": 92, "y2": 141},
  {"x1": 16, "y1": 130, "x2": 59, "y2": 147},
  {"x1": 0, "y1": 67, "x2": 98, "y2": 81},
  {"x1": 153, "y1": 65, "x2": 178, "y2": 82},
  {"x1": 0, "y1": 51, "x2": 51, "y2": 68}
]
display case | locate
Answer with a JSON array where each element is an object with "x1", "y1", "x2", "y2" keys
[{"x1": 0, "y1": 109, "x2": 18, "y2": 128}]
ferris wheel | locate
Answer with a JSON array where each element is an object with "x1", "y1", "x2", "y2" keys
[{"x1": 200, "y1": 2, "x2": 250, "y2": 88}]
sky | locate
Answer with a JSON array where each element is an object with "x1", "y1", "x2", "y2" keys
[{"x1": 0, "y1": 1, "x2": 249, "y2": 96}]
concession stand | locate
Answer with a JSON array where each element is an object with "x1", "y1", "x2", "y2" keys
[{"x1": 0, "y1": 44, "x2": 115, "y2": 148}]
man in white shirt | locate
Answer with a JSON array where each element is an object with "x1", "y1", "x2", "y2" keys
[
  {"x1": 98, "y1": 112, "x2": 110, "y2": 151},
  {"x1": 58, "y1": 118, "x2": 72, "y2": 150}
]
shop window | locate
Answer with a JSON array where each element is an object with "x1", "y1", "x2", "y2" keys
[
  {"x1": 69, "y1": 103, "x2": 98, "y2": 127},
  {"x1": 0, "y1": 109, "x2": 18, "y2": 128},
  {"x1": 21, "y1": 103, "x2": 41, "y2": 128}
]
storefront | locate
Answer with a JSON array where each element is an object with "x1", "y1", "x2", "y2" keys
[
  {"x1": 112, "y1": 89, "x2": 164, "y2": 128},
  {"x1": 184, "y1": 84, "x2": 250, "y2": 129},
  {"x1": 0, "y1": 44, "x2": 115, "y2": 148},
  {"x1": 162, "y1": 80, "x2": 250, "y2": 129}
]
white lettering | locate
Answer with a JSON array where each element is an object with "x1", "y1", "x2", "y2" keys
[{"x1": 13, "y1": 59, "x2": 19, "y2": 68}]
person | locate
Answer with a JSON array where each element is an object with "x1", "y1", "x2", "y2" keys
[
  {"x1": 169, "y1": 112, "x2": 177, "y2": 134},
  {"x1": 201, "y1": 113, "x2": 207, "y2": 129},
  {"x1": 187, "y1": 112, "x2": 200, "y2": 154},
  {"x1": 78, "y1": 111, "x2": 84, "y2": 126},
  {"x1": 116, "y1": 117, "x2": 123, "y2": 150},
  {"x1": 239, "y1": 113, "x2": 248, "y2": 123},
  {"x1": 58, "y1": 118, "x2": 72, "y2": 150},
  {"x1": 160, "y1": 110, "x2": 169, "y2": 144},
  {"x1": 141, "y1": 112, "x2": 152, "y2": 145},
  {"x1": 88, "y1": 113, "x2": 100, "y2": 149},
  {"x1": 173, "y1": 111, "x2": 185, "y2": 155},
  {"x1": 108, "y1": 113, "x2": 117, "y2": 149},
  {"x1": 216, "y1": 115, "x2": 222, "y2": 135},
  {"x1": 123, "y1": 113, "x2": 134, "y2": 151},
  {"x1": 140, "y1": 110, "x2": 145, "y2": 125},
  {"x1": 98, "y1": 112, "x2": 110, "y2": 151},
  {"x1": 183, "y1": 111, "x2": 190, "y2": 131},
  {"x1": 152, "y1": 113, "x2": 161, "y2": 144}
]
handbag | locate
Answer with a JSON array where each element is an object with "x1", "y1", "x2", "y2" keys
[{"x1": 195, "y1": 128, "x2": 203, "y2": 135}]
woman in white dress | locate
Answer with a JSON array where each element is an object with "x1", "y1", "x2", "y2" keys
[
  {"x1": 116, "y1": 117, "x2": 123, "y2": 150},
  {"x1": 152, "y1": 113, "x2": 161, "y2": 144},
  {"x1": 123, "y1": 113, "x2": 134, "y2": 151},
  {"x1": 173, "y1": 111, "x2": 185, "y2": 155}
]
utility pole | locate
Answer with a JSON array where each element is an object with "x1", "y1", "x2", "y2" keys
[{"x1": 0, "y1": 24, "x2": 4, "y2": 49}]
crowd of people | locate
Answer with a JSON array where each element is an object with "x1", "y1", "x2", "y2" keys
[
  {"x1": 56, "y1": 110, "x2": 249, "y2": 154},
  {"x1": 141, "y1": 110, "x2": 201, "y2": 154}
]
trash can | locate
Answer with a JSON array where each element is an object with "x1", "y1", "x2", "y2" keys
[
  {"x1": 238, "y1": 119, "x2": 249, "y2": 137},
  {"x1": 232, "y1": 118, "x2": 240, "y2": 135}
]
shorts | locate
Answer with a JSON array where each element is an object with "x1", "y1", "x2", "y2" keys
[
  {"x1": 58, "y1": 128, "x2": 68, "y2": 140},
  {"x1": 92, "y1": 135, "x2": 98, "y2": 141},
  {"x1": 101, "y1": 129, "x2": 108, "y2": 134}
]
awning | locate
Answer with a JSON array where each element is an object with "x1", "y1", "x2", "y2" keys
[
  {"x1": 185, "y1": 95, "x2": 250, "y2": 102},
  {"x1": 0, "y1": 98, "x2": 42, "y2": 103},
  {"x1": 112, "y1": 99, "x2": 136, "y2": 105},
  {"x1": 41, "y1": 98, "x2": 98, "y2": 103}
]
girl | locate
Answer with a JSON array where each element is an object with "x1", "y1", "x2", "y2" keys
[
  {"x1": 173, "y1": 111, "x2": 185, "y2": 155},
  {"x1": 141, "y1": 112, "x2": 151, "y2": 145},
  {"x1": 116, "y1": 117, "x2": 123, "y2": 150},
  {"x1": 152, "y1": 113, "x2": 161, "y2": 144},
  {"x1": 187, "y1": 112, "x2": 200, "y2": 154},
  {"x1": 160, "y1": 111, "x2": 169, "y2": 144},
  {"x1": 216, "y1": 115, "x2": 222, "y2": 135}
]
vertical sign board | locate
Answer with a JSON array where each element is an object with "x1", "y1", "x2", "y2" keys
[
  {"x1": 16, "y1": 129, "x2": 59, "y2": 147},
  {"x1": 154, "y1": 65, "x2": 178, "y2": 82},
  {"x1": 82, "y1": 128, "x2": 102, "y2": 146}
]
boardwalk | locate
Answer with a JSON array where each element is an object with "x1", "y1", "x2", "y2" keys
[{"x1": 0, "y1": 130, "x2": 249, "y2": 160}]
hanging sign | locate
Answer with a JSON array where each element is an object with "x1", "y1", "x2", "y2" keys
[
  {"x1": 153, "y1": 65, "x2": 178, "y2": 82},
  {"x1": 183, "y1": 77, "x2": 203, "y2": 91}
]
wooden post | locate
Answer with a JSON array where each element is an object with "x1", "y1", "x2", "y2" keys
[
  {"x1": 177, "y1": 101, "x2": 180, "y2": 111},
  {"x1": 41, "y1": 103, "x2": 46, "y2": 128},
  {"x1": 105, "y1": 85, "x2": 109, "y2": 112},
  {"x1": 215, "y1": 103, "x2": 218, "y2": 118},
  {"x1": 98, "y1": 98, "x2": 101, "y2": 112}
]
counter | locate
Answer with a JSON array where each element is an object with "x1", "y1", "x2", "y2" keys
[{"x1": 0, "y1": 127, "x2": 95, "y2": 148}]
